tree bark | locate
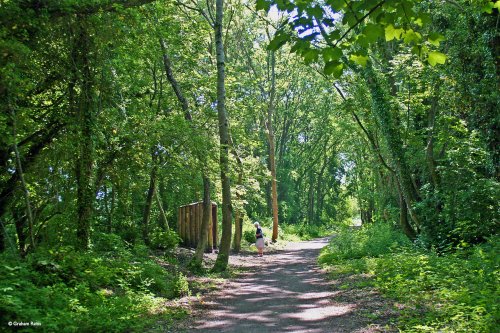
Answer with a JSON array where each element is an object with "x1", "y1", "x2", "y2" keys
[
  {"x1": 0, "y1": 122, "x2": 63, "y2": 225},
  {"x1": 142, "y1": 151, "x2": 158, "y2": 245},
  {"x1": 155, "y1": 190, "x2": 169, "y2": 231},
  {"x1": 267, "y1": 51, "x2": 279, "y2": 242},
  {"x1": 397, "y1": 182, "x2": 417, "y2": 240},
  {"x1": 159, "y1": 38, "x2": 192, "y2": 121},
  {"x1": 10, "y1": 107, "x2": 35, "y2": 252},
  {"x1": 363, "y1": 64, "x2": 421, "y2": 230},
  {"x1": 232, "y1": 142, "x2": 244, "y2": 252},
  {"x1": 0, "y1": 220, "x2": 5, "y2": 252},
  {"x1": 307, "y1": 172, "x2": 315, "y2": 224},
  {"x1": 74, "y1": 19, "x2": 95, "y2": 250},
  {"x1": 426, "y1": 86, "x2": 440, "y2": 188},
  {"x1": 213, "y1": 0, "x2": 233, "y2": 272}
]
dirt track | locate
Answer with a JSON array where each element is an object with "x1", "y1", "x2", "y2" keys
[{"x1": 182, "y1": 237, "x2": 395, "y2": 333}]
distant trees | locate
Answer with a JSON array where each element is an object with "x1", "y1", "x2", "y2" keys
[{"x1": 0, "y1": 0, "x2": 497, "y2": 264}]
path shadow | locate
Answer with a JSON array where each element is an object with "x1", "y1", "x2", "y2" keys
[{"x1": 186, "y1": 237, "x2": 394, "y2": 333}]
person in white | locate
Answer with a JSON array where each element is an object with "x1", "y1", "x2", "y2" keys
[{"x1": 254, "y1": 222, "x2": 265, "y2": 257}]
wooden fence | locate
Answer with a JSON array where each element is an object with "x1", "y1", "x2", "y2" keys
[{"x1": 177, "y1": 202, "x2": 217, "y2": 251}]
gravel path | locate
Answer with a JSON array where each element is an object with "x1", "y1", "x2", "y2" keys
[{"x1": 181, "y1": 237, "x2": 394, "y2": 333}]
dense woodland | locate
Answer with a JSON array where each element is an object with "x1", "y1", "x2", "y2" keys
[{"x1": 1, "y1": 0, "x2": 499, "y2": 332}]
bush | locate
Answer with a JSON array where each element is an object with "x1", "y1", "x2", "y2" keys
[
  {"x1": 319, "y1": 222, "x2": 410, "y2": 263},
  {"x1": 92, "y1": 232, "x2": 127, "y2": 253},
  {"x1": 0, "y1": 242, "x2": 187, "y2": 332},
  {"x1": 320, "y1": 225, "x2": 499, "y2": 332},
  {"x1": 150, "y1": 229, "x2": 181, "y2": 250},
  {"x1": 243, "y1": 230, "x2": 255, "y2": 244}
]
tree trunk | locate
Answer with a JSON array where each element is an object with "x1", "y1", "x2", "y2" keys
[
  {"x1": 426, "y1": 85, "x2": 440, "y2": 188},
  {"x1": 230, "y1": 135, "x2": 244, "y2": 253},
  {"x1": 107, "y1": 185, "x2": 115, "y2": 233},
  {"x1": 74, "y1": 20, "x2": 95, "y2": 250},
  {"x1": 315, "y1": 154, "x2": 328, "y2": 224},
  {"x1": 13, "y1": 209, "x2": 26, "y2": 256},
  {"x1": 307, "y1": 172, "x2": 315, "y2": 224},
  {"x1": 213, "y1": 0, "x2": 233, "y2": 272},
  {"x1": 190, "y1": 176, "x2": 211, "y2": 268},
  {"x1": 267, "y1": 51, "x2": 279, "y2": 242},
  {"x1": 142, "y1": 152, "x2": 158, "y2": 245},
  {"x1": 159, "y1": 37, "x2": 192, "y2": 121},
  {"x1": 10, "y1": 107, "x2": 35, "y2": 251},
  {"x1": 232, "y1": 168, "x2": 243, "y2": 252},
  {"x1": 363, "y1": 64, "x2": 421, "y2": 230},
  {"x1": 0, "y1": 221, "x2": 5, "y2": 252},
  {"x1": 398, "y1": 183, "x2": 417, "y2": 240},
  {"x1": 155, "y1": 190, "x2": 169, "y2": 231}
]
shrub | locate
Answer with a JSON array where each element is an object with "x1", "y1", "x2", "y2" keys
[
  {"x1": 243, "y1": 230, "x2": 255, "y2": 244},
  {"x1": 150, "y1": 229, "x2": 181, "y2": 250},
  {"x1": 319, "y1": 222, "x2": 410, "y2": 263},
  {"x1": 320, "y1": 226, "x2": 499, "y2": 332}
]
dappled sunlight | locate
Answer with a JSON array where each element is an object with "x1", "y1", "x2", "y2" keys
[
  {"x1": 283, "y1": 304, "x2": 353, "y2": 321},
  {"x1": 189, "y1": 237, "x2": 385, "y2": 332}
]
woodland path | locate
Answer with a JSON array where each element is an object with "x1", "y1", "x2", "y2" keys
[{"x1": 180, "y1": 237, "x2": 395, "y2": 333}]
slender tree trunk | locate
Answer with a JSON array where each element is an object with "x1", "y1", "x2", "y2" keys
[
  {"x1": 315, "y1": 154, "x2": 328, "y2": 224},
  {"x1": 363, "y1": 64, "x2": 421, "y2": 230},
  {"x1": 267, "y1": 51, "x2": 279, "y2": 241},
  {"x1": 213, "y1": 0, "x2": 233, "y2": 272},
  {"x1": 397, "y1": 183, "x2": 417, "y2": 240},
  {"x1": 107, "y1": 185, "x2": 115, "y2": 233},
  {"x1": 10, "y1": 107, "x2": 35, "y2": 251},
  {"x1": 229, "y1": 134, "x2": 244, "y2": 253},
  {"x1": 232, "y1": 167, "x2": 243, "y2": 252},
  {"x1": 75, "y1": 20, "x2": 95, "y2": 250},
  {"x1": 0, "y1": 220, "x2": 5, "y2": 252},
  {"x1": 190, "y1": 176, "x2": 211, "y2": 268},
  {"x1": 307, "y1": 172, "x2": 315, "y2": 224},
  {"x1": 155, "y1": 190, "x2": 169, "y2": 231},
  {"x1": 426, "y1": 85, "x2": 440, "y2": 188},
  {"x1": 142, "y1": 152, "x2": 158, "y2": 245},
  {"x1": 159, "y1": 37, "x2": 192, "y2": 121},
  {"x1": 13, "y1": 209, "x2": 26, "y2": 256}
]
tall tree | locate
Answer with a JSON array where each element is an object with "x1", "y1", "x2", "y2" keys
[
  {"x1": 73, "y1": 18, "x2": 95, "y2": 250},
  {"x1": 266, "y1": 50, "x2": 279, "y2": 242},
  {"x1": 213, "y1": 0, "x2": 233, "y2": 272}
]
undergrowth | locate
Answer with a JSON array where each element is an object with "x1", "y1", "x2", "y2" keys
[
  {"x1": 0, "y1": 236, "x2": 189, "y2": 332},
  {"x1": 319, "y1": 223, "x2": 499, "y2": 332}
]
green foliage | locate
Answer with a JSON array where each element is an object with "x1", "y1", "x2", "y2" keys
[
  {"x1": 243, "y1": 230, "x2": 256, "y2": 244},
  {"x1": 149, "y1": 229, "x2": 181, "y2": 251},
  {"x1": 320, "y1": 225, "x2": 499, "y2": 332},
  {"x1": 0, "y1": 243, "x2": 190, "y2": 332},
  {"x1": 319, "y1": 223, "x2": 411, "y2": 263}
]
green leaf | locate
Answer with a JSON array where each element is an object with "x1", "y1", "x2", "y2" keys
[
  {"x1": 357, "y1": 35, "x2": 370, "y2": 48},
  {"x1": 403, "y1": 29, "x2": 422, "y2": 44},
  {"x1": 303, "y1": 49, "x2": 319, "y2": 64},
  {"x1": 385, "y1": 24, "x2": 404, "y2": 41},
  {"x1": 350, "y1": 54, "x2": 369, "y2": 67},
  {"x1": 427, "y1": 51, "x2": 447, "y2": 66},
  {"x1": 482, "y1": 2, "x2": 495, "y2": 13},
  {"x1": 267, "y1": 32, "x2": 289, "y2": 51},
  {"x1": 324, "y1": 61, "x2": 344, "y2": 78},
  {"x1": 327, "y1": 0, "x2": 346, "y2": 11},
  {"x1": 363, "y1": 23, "x2": 384, "y2": 43},
  {"x1": 322, "y1": 47, "x2": 343, "y2": 62},
  {"x1": 256, "y1": 0, "x2": 271, "y2": 12},
  {"x1": 428, "y1": 32, "x2": 445, "y2": 47},
  {"x1": 307, "y1": 5, "x2": 323, "y2": 18}
]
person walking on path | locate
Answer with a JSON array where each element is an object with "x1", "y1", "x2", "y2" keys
[{"x1": 254, "y1": 222, "x2": 265, "y2": 257}]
